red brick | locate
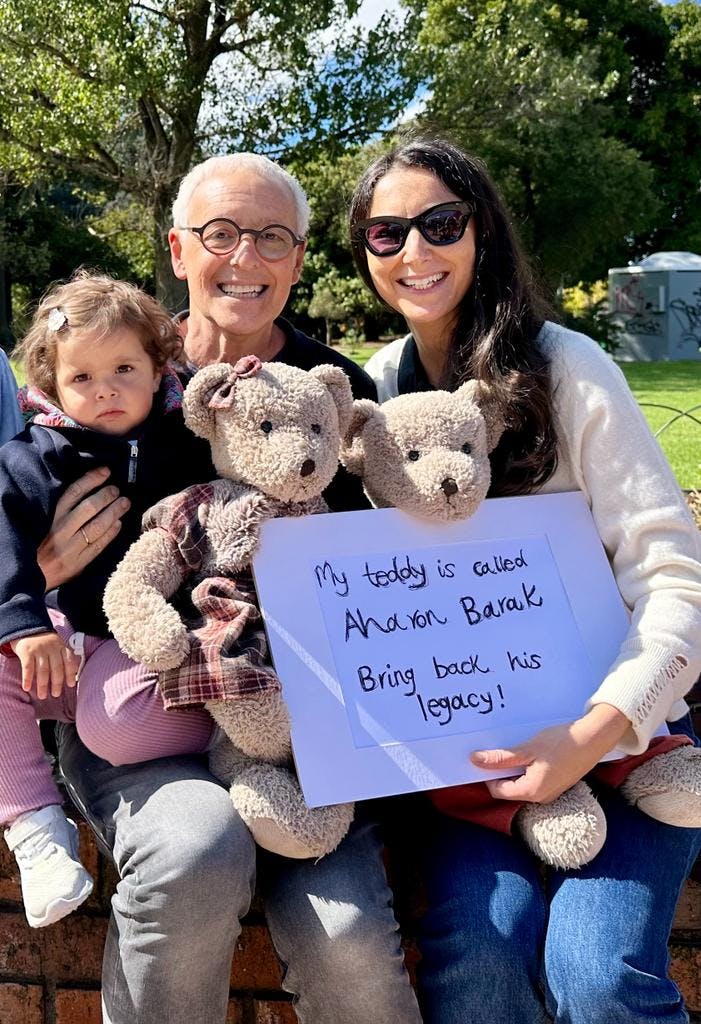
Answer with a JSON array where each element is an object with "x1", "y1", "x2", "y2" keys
[
  {"x1": 225, "y1": 999, "x2": 244, "y2": 1023},
  {"x1": 673, "y1": 878, "x2": 701, "y2": 932},
  {"x1": 670, "y1": 944, "x2": 701, "y2": 1012},
  {"x1": 98, "y1": 857, "x2": 120, "y2": 908},
  {"x1": 252, "y1": 999, "x2": 298, "y2": 1024},
  {"x1": 230, "y1": 923, "x2": 283, "y2": 989},
  {"x1": 55, "y1": 988, "x2": 102, "y2": 1024},
  {"x1": 0, "y1": 915, "x2": 43, "y2": 974},
  {"x1": 0, "y1": 983, "x2": 43, "y2": 1024},
  {"x1": 39, "y1": 914, "x2": 107, "y2": 983},
  {"x1": 75, "y1": 822, "x2": 104, "y2": 914},
  {"x1": 0, "y1": 839, "x2": 22, "y2": 903}
]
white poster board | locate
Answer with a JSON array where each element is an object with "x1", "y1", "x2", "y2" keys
[{"x1": 253, "y1": 491, "x2": 631, "y2": 807}]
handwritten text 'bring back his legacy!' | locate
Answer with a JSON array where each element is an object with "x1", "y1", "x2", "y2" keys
[{"x1": 311, "y1": 536, "x2": 592, "y2": 749}]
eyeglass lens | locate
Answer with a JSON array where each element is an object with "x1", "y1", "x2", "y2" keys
[
  {"x1": 200, "y1": 220, "x2": 297, "y2": 261},
  {"x1": 362, "y1": 204, "x2": 471, "y2": 256}
]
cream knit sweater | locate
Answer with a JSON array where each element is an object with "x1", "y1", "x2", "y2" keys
[{"x1": 364, "y1": 321, "x2": 701, "y2": 754}]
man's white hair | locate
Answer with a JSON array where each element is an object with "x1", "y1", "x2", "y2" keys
[{"x1": 171, "y1": 153, "x2": 310, "y2": 235}]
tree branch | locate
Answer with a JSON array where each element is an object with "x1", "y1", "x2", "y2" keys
[
  {"x1": 131, "y1": 2, "x2": 180, "y2": 27},
  {"x1": 4, "y1": 32, "x2": 103, "y2": 85}
]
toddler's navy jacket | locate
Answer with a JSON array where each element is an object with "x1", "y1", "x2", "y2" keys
[{"x1": 0, "y1": 383, "x2": 213, "y2": 645}]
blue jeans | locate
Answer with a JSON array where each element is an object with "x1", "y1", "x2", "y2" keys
[
  {"x1": 57, "y1": 724, "x2": 421, "y2": 1024},
  {"x1": 417, "y1": 716, "x2": 701, "y2": 1024}
]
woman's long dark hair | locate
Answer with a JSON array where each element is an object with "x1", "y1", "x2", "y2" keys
[{"x1": 349, "y1": 136, "x2": 558, "y2": 497}]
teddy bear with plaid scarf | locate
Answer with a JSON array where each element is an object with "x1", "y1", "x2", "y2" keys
[{"x1": 104, "y1": 356, "x2": 355, "y2": 859}]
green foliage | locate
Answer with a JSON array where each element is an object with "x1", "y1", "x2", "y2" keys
[
  {"x1": 406, "y1": 0, "x2": 701, "y2": 289},
  {"x1": 86, "y1": 197, "x2": 155, "y2": 287},
  {"x1": 565, "y1": 1, "x2": 701, "y2": 258},
  {"x1": 0, "y1": 177, "x2": 134, "y2": 344},
  {"x1": 0, "y1": 1, "x2": 419, "y2": 302},
  {"x1": 292, "y1": 140, "x2": 400, "y2": 340},
  {"x1": 559, "y1": 279, "x2": 622, "y2": 354},
  {"x1": 308, "y1": 266, "x2": 379, "y2": 342}
]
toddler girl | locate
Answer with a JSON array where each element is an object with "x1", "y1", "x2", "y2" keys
[{"x1": 0, "y1": 273, "x2": 216, "y2": 927}]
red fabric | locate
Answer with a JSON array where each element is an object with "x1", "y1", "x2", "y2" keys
[
  {"x1": 430, "y1": 781, "x2": 523, "y2": 834},
  {"x1": 430, "y1": 734, "x2": 693, "y2": 836},
  {"x1": 592, "y1": 734, "x2": 691, "y2": 787}
]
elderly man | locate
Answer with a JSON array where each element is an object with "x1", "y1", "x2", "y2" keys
[{"x1": 43, "y1": 155, "x2": 421, "y2": 1024}]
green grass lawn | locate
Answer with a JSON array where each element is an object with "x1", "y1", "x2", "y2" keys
[
  {"x1": 618, "y1": 361, "x2": 700, "y2": 490},
  {"x1": 333, "y1": 342, "x2": 701, "y2": 490}
]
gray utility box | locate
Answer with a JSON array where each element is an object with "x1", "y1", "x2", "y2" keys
[{"x1": 608, "y1": 251, "x2": 701, "y2": 361}]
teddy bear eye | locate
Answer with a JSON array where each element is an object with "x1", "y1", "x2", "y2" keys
[
  {"x1": 462, "y1": 442, "x2": 472, "y2": 454},
  {"x1": 260, "y1": 420, "x2": 273, "y2": 434},
  {"x1": 408, "y1": 450, "x2": 420, "y2": 461},
  {"x1": 311, "y1": 423, "x2": 321, "y2": 434}
]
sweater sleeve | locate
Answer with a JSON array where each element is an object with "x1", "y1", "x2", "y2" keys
[
  {"x1": 0, "y1": 431, "x2": 66, "y2": 645},
  {"x1": 0, "y1": 350, "x2": 24, "y2": 446},
  {"x1": 544, "y1": 325, "x2": 701, "y2": 752}
]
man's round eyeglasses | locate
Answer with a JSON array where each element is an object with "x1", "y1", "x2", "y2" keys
[
  {"x1": 178, "y1": 218, "x2": 305, "y2": 262},
  {"x1": 353, "y1": 201, "x2": 473, "y2": 257}
]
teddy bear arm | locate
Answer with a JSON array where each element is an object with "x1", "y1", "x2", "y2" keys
[
  {"x1": 207, "y1": 724, "x2": 354, "y2": 858},
  {"x1": 103, "y1": 530, "x2": 190, "y2": 670},
  {"x1": 207, "y1": 489, "x2": 278, "y2": 572},
  {"x1": 205, "y1": 691, "x2": 292, "y2": 765}
]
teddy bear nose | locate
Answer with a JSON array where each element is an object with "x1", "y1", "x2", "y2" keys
[
  {"x1": 441, "y1": 477, "x2": 458, "y2": 497},
  {"x1": 300, "y1": 459, "x2": 316, "y2": 478}
]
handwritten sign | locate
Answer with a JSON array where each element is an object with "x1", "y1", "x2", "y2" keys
[{"x1": 253, "y1": 492, "x2": 631, "y2": 807}]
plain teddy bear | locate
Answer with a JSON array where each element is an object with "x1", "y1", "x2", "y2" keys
[
  {"x1": 104, "y1": 356, "x2": 355, "y2": 859},
  {"x1": 340, "y1": 381, "x2": 701, "y2": 869}
]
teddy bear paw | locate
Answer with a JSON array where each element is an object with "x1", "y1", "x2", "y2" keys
[
  {"x1": 230, "y1": 762, "x2": 354, "y2": 859},
  {"x1": 515, "y1": 781, "x2": 607, "y2": 869}
]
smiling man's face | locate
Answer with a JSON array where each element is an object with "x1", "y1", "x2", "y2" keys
[{"x1": 168, "y1": 169, "x2": 306, "y2": 351}]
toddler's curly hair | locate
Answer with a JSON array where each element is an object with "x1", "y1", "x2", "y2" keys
[{"x1": 15, "y1": 271, "x2": 183, "y2": 400}]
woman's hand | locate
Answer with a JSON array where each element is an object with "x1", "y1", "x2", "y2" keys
[
  {"x1": 471, "y1": 703, "x2": 632, "y2": 804},
  {"x1": 10, "y1": 631, "x2": 81, "y2": 700},
  {"x1": 38, "y1": 467, "x2": 131, "y2": 590}
]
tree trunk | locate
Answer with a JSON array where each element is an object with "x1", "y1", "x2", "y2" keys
[
  {"x1": 325, "y1": 319, "x2": 333, "y2": 346},
  {"x1": 0, "y1": 267, "x2": 13, "y2": 351},
  {"x1": 153, "y1": 189, "x2": 187, "y2": 312}
]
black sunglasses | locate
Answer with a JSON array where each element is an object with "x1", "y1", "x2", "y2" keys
[{"x1": 353, "y1": 201, "x2": 473, "y2": 257}]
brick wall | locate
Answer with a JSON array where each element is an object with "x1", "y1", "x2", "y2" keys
[{"x1": 0, "y1": 811, "x2": 699, "y2": 1024}]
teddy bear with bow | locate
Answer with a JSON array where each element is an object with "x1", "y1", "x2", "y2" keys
[
  {"x1": 340, "y1": 380, "x2": 701, "y2": 869},
  {"x1": 104, "y1": 355, "x2": 355, "y2": 859}
]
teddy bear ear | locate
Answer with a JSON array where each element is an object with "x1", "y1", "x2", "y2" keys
[
  {"x1": 182, "y1": 363, "x2": 237, "y2": 440},
  {"x1": 454, "y1": 380, "x2": 505, "y2": 453},
  {"x1": 339, "y1": 399, "x2": 377, "y2": 476},
  {"x1": 308, "y1": 364, "x2": 354, "y2": 437}
]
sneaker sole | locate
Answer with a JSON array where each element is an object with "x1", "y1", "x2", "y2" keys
[{"x1": 25, "y1": 875, "x2": 93, "y2": 929}]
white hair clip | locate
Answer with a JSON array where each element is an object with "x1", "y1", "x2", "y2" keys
[{"x1": 47, "y1": 307, "x2": 68, "y2": 332}]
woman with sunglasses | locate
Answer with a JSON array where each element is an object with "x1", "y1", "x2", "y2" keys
[{"x1": 349, "y1": 136, "x2": 701, "y2": 1024}]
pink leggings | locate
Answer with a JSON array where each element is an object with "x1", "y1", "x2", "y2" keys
[{"x1": 0, "y1": 609, "x2": 215, "y2": 825}]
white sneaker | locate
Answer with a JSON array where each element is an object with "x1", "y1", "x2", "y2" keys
[{"x1": 5, "y1": 805, "x2": 94, "y2": 928}]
